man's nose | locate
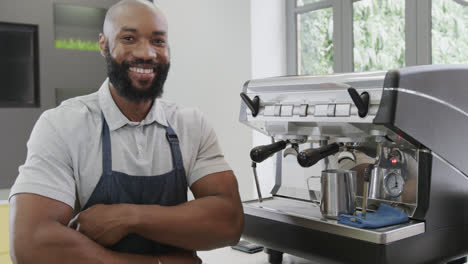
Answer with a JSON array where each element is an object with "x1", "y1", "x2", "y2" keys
[{"x1": 133, "y1": 41, "x2": 157, "y2": 60}]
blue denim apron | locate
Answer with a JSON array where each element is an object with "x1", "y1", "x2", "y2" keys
[{"x1": 81, "y1": 113, "x2": 188, "y2": 254}]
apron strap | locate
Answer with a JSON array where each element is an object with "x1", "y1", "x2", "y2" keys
[
  {"x1": 165, "y1": 126, "x2": 184, "y2": 170},
  {"x1": 101, "y1": 112, "x2": 112, "y2": 175}
]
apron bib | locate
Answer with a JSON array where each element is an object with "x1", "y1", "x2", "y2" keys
[{"x1": 81, "y1": 113, "x2": 188, "y2": 254}]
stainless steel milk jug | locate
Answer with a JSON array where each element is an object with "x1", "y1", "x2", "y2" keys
[{"x1": 320, "y1": 169, "x2": 356, "y2": 219}]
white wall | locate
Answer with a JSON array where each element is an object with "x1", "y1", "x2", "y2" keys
[
  {"x1": 156, "y1": 0, "x2": 254, "y2": 200},
  {"x1": 250, "y1": 0, "x2": 287, "y2": 197}
]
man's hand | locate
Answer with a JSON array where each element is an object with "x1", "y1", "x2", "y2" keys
[{"x1": 71, "y1": 204, "x2": 134, "y2": 247}]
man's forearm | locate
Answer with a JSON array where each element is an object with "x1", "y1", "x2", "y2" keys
[
  {"x1": 128, "y1": 194, "x2": 243, "y2": 251},
  {"x1": 12, "y1": 220, "x2": 154, "y2": 264}
]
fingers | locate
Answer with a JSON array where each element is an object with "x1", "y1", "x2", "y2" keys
[{"x1": 67, "y1": 213, "x2": 80, "y2": 228}]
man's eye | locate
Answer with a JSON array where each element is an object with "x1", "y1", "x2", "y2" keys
[
  {"x1": 122, "y1": 36, "x2": 134, "y2": 41},
  {"x1": 153, "y1": 39, "x2": 166, "y2": 45}
]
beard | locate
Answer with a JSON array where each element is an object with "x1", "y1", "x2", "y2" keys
[{"x1": 104, "y1": 43, "x2": 170, "y2": 102}]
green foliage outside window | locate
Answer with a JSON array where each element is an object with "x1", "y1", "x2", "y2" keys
[
  {"x1": 353, "y1": 0, "x2": 405, "y2": 72},
  {"x1": 298, "y1": 8, "x2": 334, "y2": 75},
  {"x1": 55, "y1": 38, "x2": 100, "y2": 51},
  {"x1": 432, "y1": 0, "x2": 468, "y2": 64}
]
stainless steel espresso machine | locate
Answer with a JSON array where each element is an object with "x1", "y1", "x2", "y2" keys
[{"x1": 239, "y1": 65, "x2": 468, "y2": 264}]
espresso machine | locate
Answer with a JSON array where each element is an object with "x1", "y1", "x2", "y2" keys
[{"x1": 239, "y1": 65, "x2": 468, "y2": 264}]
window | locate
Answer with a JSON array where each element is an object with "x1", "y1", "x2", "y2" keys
[
  {"x1": 298, "y1": 7, "x2": 334, "y2": 75},
  {"x1": 287, "y1": 0, "x2": 468, "y2": 75},
  {"x1": 432, "y1": 0, "x2": 468, "y2": 64},
  {"x1": 353, "y1": 0, "x2": 405, "y2": 72}
]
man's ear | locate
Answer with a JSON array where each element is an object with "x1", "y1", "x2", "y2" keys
[{"x1": 98, "y1": 33, "x2": 106, "y2": 57}]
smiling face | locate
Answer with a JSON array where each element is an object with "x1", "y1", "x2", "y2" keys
[{"x1": 99, "y1": 1, "x2": 170, "y2": 102}]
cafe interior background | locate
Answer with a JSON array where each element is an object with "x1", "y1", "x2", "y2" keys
[{"x1": 0, "y1": 0, "x2": 467, "y2": 263}]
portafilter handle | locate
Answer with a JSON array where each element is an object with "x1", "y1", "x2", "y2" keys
[
  {"x1": 297, "y1": 143, "x2": 340, "y2": 168},
  {"x1": 250, "y1": 140, "x2": 288, "y2": 163}
]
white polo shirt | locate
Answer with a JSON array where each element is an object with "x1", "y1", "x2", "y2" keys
[{"x1": 9, "y1": 79, "x2": 231, "y2": 209}]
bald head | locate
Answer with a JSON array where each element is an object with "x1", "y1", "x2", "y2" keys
[{"x1": 103, "y1": 0, "x2": 167, "y2": 40}]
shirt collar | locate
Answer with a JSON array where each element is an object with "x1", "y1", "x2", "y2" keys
[{"x1": 98, "y1": 78, "x2": 168, "y2": 131}]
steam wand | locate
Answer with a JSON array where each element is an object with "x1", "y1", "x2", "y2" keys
[
  {"x1": 251, "y1": 162, "x2": 263, "y2": 202},
  {"x1": 362, "y1": 164, "x2": 373, "y2": 219}
]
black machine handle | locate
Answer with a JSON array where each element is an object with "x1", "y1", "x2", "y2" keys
[
  {"x1": 297, "y1": 143, "x2": 340, "y2": 168},
  {"x1": 348, "y1": 87, "x2": 370, "y2": 118},
  {"x1": 250, "y1": 141, "x2": 288, "y2": 163},
  {"x1": 240, "y1": 92, "x2": 260, "y2": 117}
]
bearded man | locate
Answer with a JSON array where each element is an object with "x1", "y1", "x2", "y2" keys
[{"x1": 9, "y1": 1, "x2": 243, "y2": 263}]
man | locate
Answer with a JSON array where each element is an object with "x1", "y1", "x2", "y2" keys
[{"x1": 9, "y1": 1, "x2": 243, "y2": 263}]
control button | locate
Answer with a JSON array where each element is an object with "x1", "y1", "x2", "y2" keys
[
  {"x1": 297, "y1": 104, "x2": 308, "y2": 117},
  {"x1": 274, "y1": 105, "x2": 281, "y2": 116},
  {"x1": 280, "y1": 105, "x2": 293, "y2": 117},
  {"x1": 264, "y1": 106, "x2": 275, "y2": 116},
  {"x1": 335, "y1": 104, "x2": 351, "y2": 117},
  {"x1": 315, "y1": 105, "x2": 328, "y2": 116},
  {"x1": 327, "y1": 104, "x2": 336, "y2": 117}
]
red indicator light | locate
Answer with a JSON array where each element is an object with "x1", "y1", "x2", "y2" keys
[{"x1": 391, "y1": 158, "x2": 398, "y2": 164}]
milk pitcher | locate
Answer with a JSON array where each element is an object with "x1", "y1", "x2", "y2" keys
[{"x1": 320, "y1": 169, "x2": 356, "y2": 219}]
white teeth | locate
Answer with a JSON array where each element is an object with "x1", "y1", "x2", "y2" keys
[{"x1": 130, "y1": 67, "x2": 153, "y2": 74}]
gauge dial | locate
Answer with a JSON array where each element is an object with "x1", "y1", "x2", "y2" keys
[{"x1": 383, "y1": 172, "x2": 405, "y2": 197}]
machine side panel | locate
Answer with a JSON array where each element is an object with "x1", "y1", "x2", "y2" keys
[
  {"x1": 412, "y1": 150, "x2": 432, "y2": 220},
  {"x1": 398, "y1": 65, "x2": 468, "y2": 114},
  {"x1": 423, "y1": 154, "x2": 468, "y2": 231},
  {"x1": 393, "y1": 91, "x2": 468, "y2": 176}
]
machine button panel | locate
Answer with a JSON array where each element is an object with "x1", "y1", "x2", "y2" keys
[
  {"x1": 274, "y1": 105, "x2": 282, "y2": 116},
  {"x1": 314, "y1": 105, "x2": 328, "y2": 116},
  {"x1": 264, "y1": 106, "x2": 275, "y2": 116},
  {"x1": 280, "y1": 105, "x2": 293, "y2": 117},
  {"x1": 327, "y1": 104, "x2": 336, "y2": 117},
  {"x1": 297, "y1": 104, "x2": 308, "y2": 117},
  {"x1": 335, "y1": 104, "x2": 351, "y2": 117}
]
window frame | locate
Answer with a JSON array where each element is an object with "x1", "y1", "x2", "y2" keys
[{"x1": 286, "y1": 0, "x2": 436, "y2": 75}]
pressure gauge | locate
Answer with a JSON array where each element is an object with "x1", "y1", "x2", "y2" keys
[{"x1": 383, "y1": 172, "x2": 405, "y2": 197}]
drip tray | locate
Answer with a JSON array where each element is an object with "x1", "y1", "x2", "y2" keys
[{"x1": 243, "y1": 197, "x2": 424, "y2": 244}]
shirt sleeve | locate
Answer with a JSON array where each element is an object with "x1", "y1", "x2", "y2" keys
[
  {"x1": 188, "y1": 111, "x2": 232, "y2": 186},
  {"x1": 9, "y1": 113, "x2": 76, "y2": 208}
]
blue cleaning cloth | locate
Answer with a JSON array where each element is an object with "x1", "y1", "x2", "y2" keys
[{"x1": 338, "y1": 204, "x2": 409, "y2": 229}]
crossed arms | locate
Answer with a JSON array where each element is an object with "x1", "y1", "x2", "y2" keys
[{"x1": 9, "y1": 170, "x2": 244, "y2": 264}]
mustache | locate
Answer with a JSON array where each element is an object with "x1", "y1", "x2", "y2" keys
[{"x1": 121, "y1": 58, "x2": 158, "y2": 68}]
